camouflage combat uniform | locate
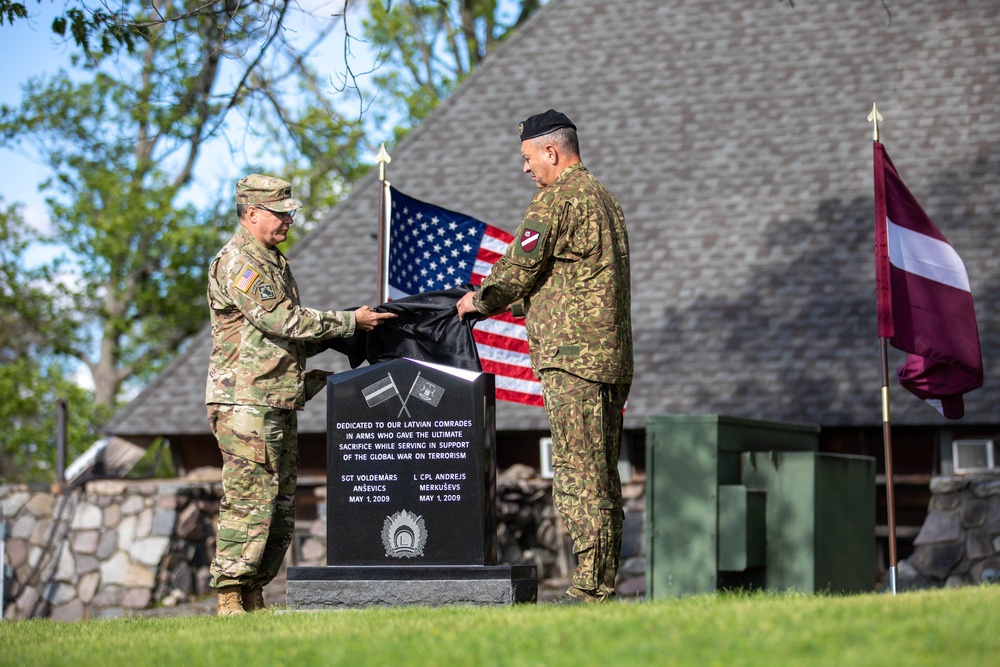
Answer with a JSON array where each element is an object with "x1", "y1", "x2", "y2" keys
[
  {"x1": 473, "y1": 162, "x2": 633, "y2": 602},
  {"x1": 206, "y1": 218, "x2": 354, "y2": 592}
]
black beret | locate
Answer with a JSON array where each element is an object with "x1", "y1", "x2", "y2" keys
[{"x1": 518, "y1": 109, "x2": 577, "y2": 141}]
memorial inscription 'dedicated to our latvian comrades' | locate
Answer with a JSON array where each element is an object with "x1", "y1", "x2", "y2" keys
[{"x1": 326, "y1": 357, "x2": 497, "y2": 566}]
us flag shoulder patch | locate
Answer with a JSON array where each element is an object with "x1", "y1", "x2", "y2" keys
[{"x1": 234, "y1": 264, "x2": 259, "y2": 293}]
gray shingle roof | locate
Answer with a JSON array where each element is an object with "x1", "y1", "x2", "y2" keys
[{"x1": 108, "y1": 0, "x2": 1000, "y2": 438}]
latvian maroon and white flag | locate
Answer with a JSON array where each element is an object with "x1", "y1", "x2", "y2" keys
[
  {"x1": 387, "y1": 187, "x2": 544, "y2": 407},
  {"x1": 873, "y1": 142, "x2": 983, "y2": 419}
]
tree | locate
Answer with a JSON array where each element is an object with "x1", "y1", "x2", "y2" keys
[
  {"x1": 361, "y1": 0, "x2": 544, "y2": 141},
  {"x1": 0, "y1": 200, "x2": 107, "y2": 483},
  {"x1": 1, "y1": 0, "x2": 206, "y2": 55},
  {"x1": 249, "y1": 46, "x2": 372, "y2": 233},
  {"x1": 2, "y1": 1, "x2": 549, "y2": 145},
  {"x1": 0, "y1": 0, "x2": 366, "y2": 409}
]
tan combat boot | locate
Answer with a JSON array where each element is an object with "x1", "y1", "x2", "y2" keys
[
  {"x1": 242, "y1": 586, "x2": 266, "y2": 612},
  {"x1": 216, "y1": 585, "x2": 246, "y2": 617}
]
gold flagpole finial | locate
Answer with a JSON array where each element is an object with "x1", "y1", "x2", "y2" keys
[
  {"x1": 867, "y1": 102, "x2": 884, "y2": 142},
  {"x1": 376, "y1": 143, "x2": 392, "y2": 181},
  {"x1": 375, "y1": 143, "x2": 392, "y2": 303}
]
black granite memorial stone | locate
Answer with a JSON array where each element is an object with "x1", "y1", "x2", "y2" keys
[
  {"x1": 326, "y1": 357, "x2": 497, "y2": 566},
  {"x1": 286, "y1": 357, "x2": 536, "y2": 608}
]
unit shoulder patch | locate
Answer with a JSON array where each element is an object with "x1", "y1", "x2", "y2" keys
[
  {"x1": 514, "y1": 219, "x2": 549, "y2": 261},
  {"x1": 257, "y1": 284, "x2": 276, "y2": 300}
]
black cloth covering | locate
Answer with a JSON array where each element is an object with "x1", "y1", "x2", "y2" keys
[{"x1": 322, "y1": 285, "x2": 482, "y2": 372}]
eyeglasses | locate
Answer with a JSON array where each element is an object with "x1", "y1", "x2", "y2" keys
[{"x1": 256, "y1": 206, "x2": 296, "y2": 219}]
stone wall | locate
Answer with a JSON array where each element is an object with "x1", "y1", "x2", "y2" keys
[
  {"x1": 1, "y1": 469, "x2": 647, "y2": 620},
  {"x1": 1, "y1": 477, "x2": 221, "y2": 620},
  {"x1": 897, "y1": 473, "x2": 1000, "y2": 590}
]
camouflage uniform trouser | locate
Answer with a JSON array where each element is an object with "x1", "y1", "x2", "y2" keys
[
  {"x1": 207, "y1": 404, "x2": 298, "y2": 590},
  {"x1": 539, "y1": 369, "x2": 630, "y2": 602}
]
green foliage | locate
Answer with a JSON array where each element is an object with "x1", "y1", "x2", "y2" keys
[
  {"x1": 250, "y1": 66, "x2": 372, "y2": 234},
  {"x1": 2, "y1": 587, "x2": 1000, "y2": 665},
  {"x1": 362, "y1": 0, "x2": 544, "y2": 133},
  {"x1": 0, "y1": 200, "x2": 108, "y2": 483},
  {"x1": 0, "y1": 358, "x2": 107, "y2": 483},
  {"x1": 53, "y1": 6, "x2": 150, "y2": 55},
  {"x1": 1, "y1": 0, "x2": 148, "y2": 55},
  {"x1": 0, "y1": 63, "x2": 230, "y2": 405},
  {"x1": 0, "y1": 0, "x2": 28, "y2": 25}
]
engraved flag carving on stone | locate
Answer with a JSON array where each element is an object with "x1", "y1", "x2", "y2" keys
[
  {"x1": 410, "y1": 376, "x2": 444, "y2": 407},
  {"x1": 520, "y1": 228, "x2": 540, "y2": 253},
  {"x1": 362, "y1": 374, "x2": 402, "y2": 408},
  {"x1": 394, "y1": 371, "x2": 442, "y2": 418}
]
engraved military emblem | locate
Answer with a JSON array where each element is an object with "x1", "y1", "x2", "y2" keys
[{"x1": 382, "y1": 509, "x2": 428, "y2": 558}]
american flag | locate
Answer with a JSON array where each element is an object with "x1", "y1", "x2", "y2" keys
[{"x1": 387, "y1": 187, "x2": 543, "y2": 407}]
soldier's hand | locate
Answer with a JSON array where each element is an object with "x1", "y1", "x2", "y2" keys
[
  {"x1": 354, "y1": 306, "x2": 396, "y2": 331},
  {"x1": 456, "y1": 291, "x2": 479, "y2": 321}
]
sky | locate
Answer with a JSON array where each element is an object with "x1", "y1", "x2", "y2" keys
[{"x1": 0, "y1": 2, "x2": 72, "y2": 237}]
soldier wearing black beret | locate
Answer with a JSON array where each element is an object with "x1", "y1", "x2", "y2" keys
[
  {"x1": 517, "y1": 109, "x2": 577, "y2": 140},
  {"x1": 458, "y1": 110, "x2": 633, "y2": 604}
]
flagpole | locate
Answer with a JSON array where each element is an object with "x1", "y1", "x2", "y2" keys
[
  {"x1": 869, "y1": 102, "x2": 898, "y2": 595},
  {"x1": 878, "y1": 336, "x2": 898, "y2": 595},
  {"x1": 376, "y1": 143, "x2": 392, "y2": 304}
]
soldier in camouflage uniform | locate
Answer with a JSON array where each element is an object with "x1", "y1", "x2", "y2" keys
[
  {"x1": 457, "y1": 110, "x2": 633, "y2": 603},
  {"x1": 206, "y1": 174, "x2": 394, "y2": 616}
]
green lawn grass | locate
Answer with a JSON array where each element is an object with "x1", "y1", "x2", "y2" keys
[{"x1": 3, "y1": 586, "x2": 998, "y2": 666}]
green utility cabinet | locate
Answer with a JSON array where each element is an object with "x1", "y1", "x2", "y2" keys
[{"x1": 646, "y1": 415, "x2": 875, "y2": 598}]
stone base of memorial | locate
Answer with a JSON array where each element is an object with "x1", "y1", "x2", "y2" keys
[
  {"x1": 286, "y1": 564, "x2": 537, "y2": 608},
  {"x1": 286, "y1": 358, "x2": 537, "y2": 608}
]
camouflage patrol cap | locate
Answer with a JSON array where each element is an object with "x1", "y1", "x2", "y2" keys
[
  {"x1": 236, "y1": 174, "x2": 303, "y2": 213},
  {"x1": 518, "y1": 109, "x2": 577, "y2": 141}
]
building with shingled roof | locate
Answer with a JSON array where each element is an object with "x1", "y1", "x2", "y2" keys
[{"x1": 104, "y1": 0, "x2": 1000, "y2": 559}]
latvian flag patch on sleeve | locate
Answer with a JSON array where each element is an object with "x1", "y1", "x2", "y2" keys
[{"x1": 235, "y1": 265, "x2": 259, "y2": 293}]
